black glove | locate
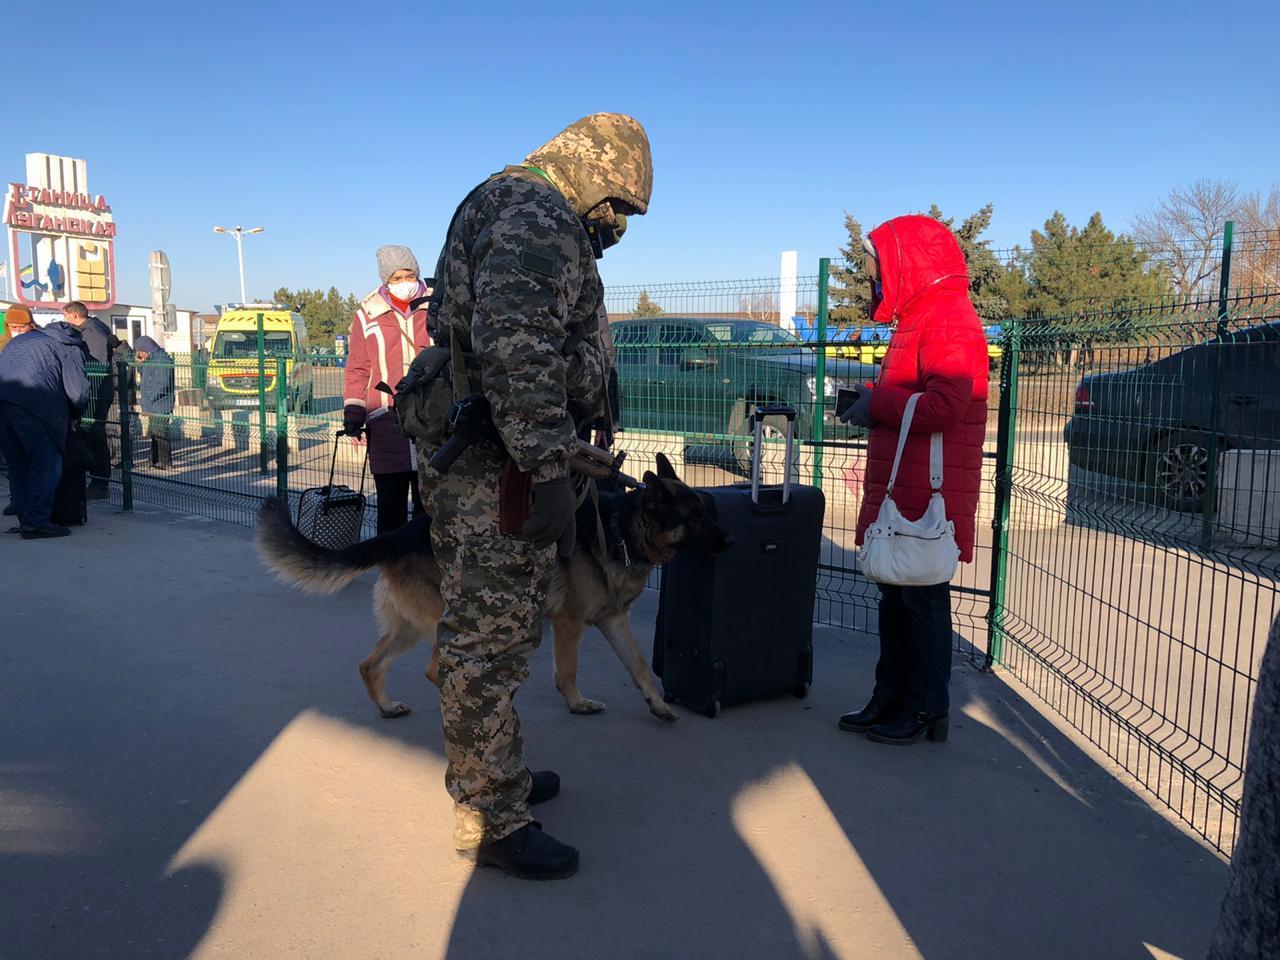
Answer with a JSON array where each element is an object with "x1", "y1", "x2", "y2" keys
[
  {"x1": 839, "y1": 385, "x2": 877, "y2": 428},
  {"x1": 519, "y1": 475, "x2": 577, "y2": 558},
  {"x1": 342, "y1": 403, "x2": 366, "y2": 438}
]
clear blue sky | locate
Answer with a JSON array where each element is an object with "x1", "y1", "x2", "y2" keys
[{"x1": 15, "y1": 0, "x2": 1279, "y2": 311}]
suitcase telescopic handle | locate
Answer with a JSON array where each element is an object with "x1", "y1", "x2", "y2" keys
[{"x1": 748, "y1": 404, "x2": 796, "y2": 505}]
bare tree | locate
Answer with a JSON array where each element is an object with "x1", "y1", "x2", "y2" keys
[
  {"x1": 737, "y1": 291, "x2": 778, "y2": 322},
  {"x1": 1132, "y1": 179, "x2": 1243, "y2": 296},
  {"x1": 1235, "y1": 185, "x2": 1280, "y2": 291}
]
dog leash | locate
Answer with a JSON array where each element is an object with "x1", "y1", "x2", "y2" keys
[{"x1": 586, "y1": 480, "x2": 632, "y2": 616}]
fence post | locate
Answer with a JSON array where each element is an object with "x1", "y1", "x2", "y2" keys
[
  {"x1": 256, "y1": 311, "x2": 270, "y2": 475},
  {"x1": 115, "y1": 360, "x2": 133, "y2": 511},
  {"x1": 985, "y1": 320, "x2": 1021, "y2": 667},
  {"x1": 812, "y1": 258, "x2": 829, "y2": 487},
  {"x1": 276, "y1": 356, "x2": 289, "y2": 501},
  {"x1": 1201, "y1": 220, "x2": 1234, "y2": 548}
]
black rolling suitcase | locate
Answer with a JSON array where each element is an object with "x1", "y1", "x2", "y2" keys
[{"x1": 654, "y1": 404, "x2": 824, "y2": 717}]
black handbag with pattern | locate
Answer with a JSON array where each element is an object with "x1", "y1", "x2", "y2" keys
[{"x1": 295, "y1": 432, "x2": 367, "y2": 549}]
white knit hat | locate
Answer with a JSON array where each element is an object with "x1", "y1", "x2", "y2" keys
[{"x1": 376, "y1": 245, "x2": 419, "y2": 283}]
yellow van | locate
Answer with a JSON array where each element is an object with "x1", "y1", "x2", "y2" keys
[{"x1": 205, "y1": 304, "x2": 313, "y2": 412}]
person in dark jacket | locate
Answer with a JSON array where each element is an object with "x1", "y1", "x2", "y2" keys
[
  {"x1": 1208, "y1": 615, "x2": 1280, "y2": 959},
  {"x1": 62, "y1": 301, "x2": 119, "y2": 498},
  {"x1": 0, "y1": 307, "x2": 92, "y2": 538},
  {"x1": 0, "y1": 310, "x2": 13, "y2": 518},
  {"x1": 134, "y1": 337, "x2": 174, "y2": 469}
]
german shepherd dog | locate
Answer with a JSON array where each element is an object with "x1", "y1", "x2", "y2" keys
[{"x1": 255, "y1": 454, "x2": 732, "y2": 723}]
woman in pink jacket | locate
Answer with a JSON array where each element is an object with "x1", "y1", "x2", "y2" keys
[{"x1": 342, "y1": 245, "x2": 432, "y2": 533}]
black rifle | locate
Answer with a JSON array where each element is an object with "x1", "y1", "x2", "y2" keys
[{"x1": 428, "y1": 394, "x2": 498, "y2": 473}]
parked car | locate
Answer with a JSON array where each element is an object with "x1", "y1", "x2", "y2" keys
[
  {"x1": 1064, "y1": 320, "x2": 1280, "y2": 511},
  {"x1": 612, "y1": 317, "x2": 876, "y2": 467}
]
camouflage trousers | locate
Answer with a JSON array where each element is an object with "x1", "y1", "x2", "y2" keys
[{"x1": 418, "y1": 445, "x2": 553, "y2": 849}]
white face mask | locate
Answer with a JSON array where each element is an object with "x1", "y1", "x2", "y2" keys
[{"x1": 388, "y1": 280, "x2": 418, "y2": 301}]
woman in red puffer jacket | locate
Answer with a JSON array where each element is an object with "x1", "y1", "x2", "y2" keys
[{"x1": 837, "y1": 215, "x2": 989, "y2": 746}]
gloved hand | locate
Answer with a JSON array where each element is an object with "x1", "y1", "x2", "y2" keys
[
  {"x1": 839, "y1": 385, "x2": 877, "y2": 428},
  {"x1": 342, "y1": 404, "x2": 366, "y2": 439},
  {"x1": 519, "y1": 475, "x2": 577, "y2": 558}
]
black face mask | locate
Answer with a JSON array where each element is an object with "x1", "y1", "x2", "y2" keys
[
  {"x1": 583, "y1": 213, "x2": 627, "y2": 260},
  {"x1": 869, "y1": 279, "x2": 884, "y2": 318}
]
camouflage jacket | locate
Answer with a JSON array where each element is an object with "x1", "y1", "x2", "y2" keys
[{"x1": 427, "y1": 167, "x2": 608, "y2": 483}]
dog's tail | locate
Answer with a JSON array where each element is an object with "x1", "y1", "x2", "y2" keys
[{"x1": 254, "y1": 496, "x2": 429, "y2": 595}]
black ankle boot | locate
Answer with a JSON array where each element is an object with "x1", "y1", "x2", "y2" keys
[
  {"x1": 458, "y1": 822, "x2": 579, "y2": 880},
  {"x1": 838, "y1": 695, "x2": 902, "y2": 733},
  {"x1": 866, "y1": 710, "x2": 948, "y2": 745},
  {"x1": 527, "y1": 769, "x2": 560, "y2": 806}
]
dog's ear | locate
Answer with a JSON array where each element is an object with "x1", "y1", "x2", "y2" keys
[
  {"x1": 642, "y1": 472, "x2": 670, "y2": 502},
  {"x1": 654, "y1": 452, "x2": 679, "y2": 481}
]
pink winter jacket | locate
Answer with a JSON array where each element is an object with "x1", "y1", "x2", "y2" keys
[{"x1": 343, "y1": 284, "x2": 431, "y2": 418}]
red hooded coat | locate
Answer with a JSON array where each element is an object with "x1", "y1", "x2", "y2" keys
[{"x1": 856, "y1": 215, "x2": 989, "y2": 562}]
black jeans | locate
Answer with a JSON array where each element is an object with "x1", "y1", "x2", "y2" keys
[
  {"x1": 874, "y1": 582, "x2": 953, "y2": 715},
  {"x1": 373, "y1": 470, "x2": 423, "y2": 535},
  {"x1": 147, "y1": 416, "x2": 172, "y2": 469},
  {"x1": 0, "y1": 405, "x2": 63, "y2": 528}
]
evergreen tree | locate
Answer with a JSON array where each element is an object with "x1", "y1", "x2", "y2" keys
[
  {"x1": 926, "y1": 204, "x2": 1007, "y2": 323},
  {"x1": 633, "y1": 290, "x2": 664, "y2": 317},
  {"x1": 994, "y1": 249, "x2": 1032, "y2": 320},
  {"x1": 1025, "y1": 212, "x2": 1170, "y2": 318},
  {"x1": 272, "y1": 286, "x2": 362, "y2": 346},
  {"x1": 828, "y1": 212, "x2": 871, "y2": 325}
]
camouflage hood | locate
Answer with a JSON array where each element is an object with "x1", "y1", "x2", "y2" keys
[{"x1": 525, "y1": 113, "x2": 652, "y2": 219}]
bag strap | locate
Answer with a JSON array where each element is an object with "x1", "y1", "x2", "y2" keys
[
  {"x1": 450, "y1": 333, "x2": 470, "y2": 401},
  {"x1": 435, "y1": 178, "x2": 494, "y2": 404},
  {"x1": 885, "y1": 393, "x2": 944, "y2": 497},
  {"x1": 326, "y1": 430, "x2": 369, "y2": 501}
]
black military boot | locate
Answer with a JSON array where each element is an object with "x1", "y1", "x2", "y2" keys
[
  {"x1": 527, "y1": 769, "x2": 560, "y2": 806},
  {"x1": 838, "y1": 695, "x2": 902, "y2": 733},
  {"x1": 459, "y1": 822, "x2": 580, "y2": 880},
  {"x1": 866, "y1": 710, "x2": 949, "y2": 745}
]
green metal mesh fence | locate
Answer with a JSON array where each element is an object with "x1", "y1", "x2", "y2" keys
[
  {"x1": 99, "y1": 353, "x2": 377, "y2": 537},
  {"x1": 605, "y1": 277, "x2": 996, "y2": 661},
  {"x1": 992, "y1": 290, "x2": 1280, "y2": 855}
]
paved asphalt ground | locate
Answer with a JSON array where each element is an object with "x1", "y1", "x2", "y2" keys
[{"x1": 0, "y1": 487, "x2": 1231, "y2": 960}]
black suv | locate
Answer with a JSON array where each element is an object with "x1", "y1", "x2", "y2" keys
[{"x1": 1064, "y1": 320, "x2": 1280, "y2": 511}]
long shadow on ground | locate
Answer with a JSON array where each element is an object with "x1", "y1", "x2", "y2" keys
[{"x1": 0, "y1": 501, "x2": 1227, "y2": 960}]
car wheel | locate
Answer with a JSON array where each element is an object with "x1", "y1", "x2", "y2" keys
[{"x1": 1146, "y1": 430, "x2": 1215, "y2": 512}]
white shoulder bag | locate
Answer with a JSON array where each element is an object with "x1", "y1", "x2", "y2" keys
[{"x1": 857, "y1": 393, "x2": 959, "y2": 586}]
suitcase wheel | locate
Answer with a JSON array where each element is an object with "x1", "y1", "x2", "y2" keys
[
  {"x1": 794, "y1": 681, "x2": 810, "y2": 699},
  {"x1": 704, "y1": 699, "x2": 721, "y2": 719}
]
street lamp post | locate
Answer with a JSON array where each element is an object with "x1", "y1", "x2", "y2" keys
[{"x1": 212, "y1": 225, "x2": 264, "y2": 303}]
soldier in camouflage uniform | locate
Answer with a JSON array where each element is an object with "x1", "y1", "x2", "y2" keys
[{"x1": 420, "y1": 113, "x2": 652, "y2": 879}]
